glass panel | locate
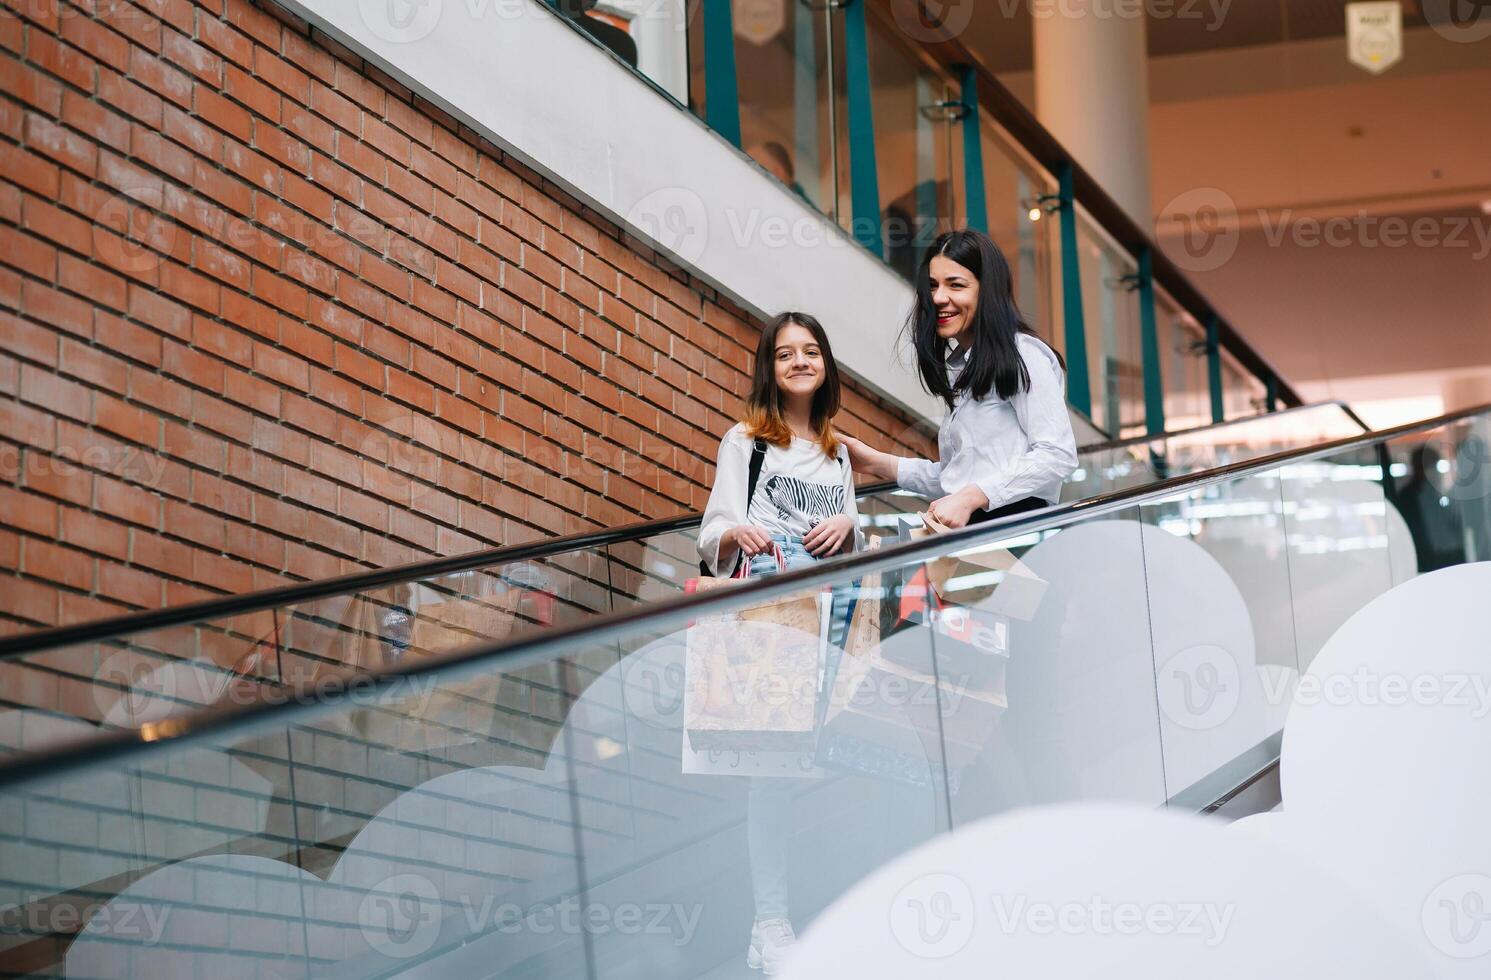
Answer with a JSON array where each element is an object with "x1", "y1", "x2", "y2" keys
[
  {"x1": 1278, "y1": 446, "x2": 1398, "y2": 672},
  {"x1": 596, "y1": 1, "x2": 691, "y2": 102},
  {"x1": 1139, "y1": 471, "x2": 1299, "y2": 800},
  {"x1": 947, "y1": 508, "x2": 1167, "y2": 826},
  {"x1": 987, "y1": 124, "x2": 1059, "y2": 347},
  {"x1": 0, "y1": 658, "x2": 587, "y2": 976},
  {"x1": 605, "y1": 527, "x2": 705, "y2": 609},
  {"x1": 1075, "y1": 215, "x2": 1144, "y2": 437},
  {"x1": 1384, "y1": 414, "x2": 1491, "y2": 577},
  {"x1": 0, "y1": 609, "x2": 280, "y2": 761},
  {"x1": 687, "y1": 0, "x2": 835, "y2": 214},
  {"x1": 1220, "y1": 349, "x2": 1261, "y2": 421},
  {"x1": 570, "y1": 552, "x2": 948, "y2": 977},
  {"x1": 1, "y1": 554, "x2": 609, "y2": 761},
  {"x1": 865, "y1": 18, "x2": 956, "y2": 277},
  {"x1": 15, "y1": 413, "x2": 1491, "y2": 976},
  {"x1": 1157, "y1": 402, "x2": 1368, "y2": 476},
  {"x1": 1158, "y1": 297, "x2": 1210, "y2": 433}
]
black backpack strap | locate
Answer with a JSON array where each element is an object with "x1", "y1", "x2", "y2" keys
[
  {"x1": 698, "y1": 438, "x2": 771, "y2": 577},
  {"x1": 745, "y1": 438, "x2": 769, "y2": 508}
]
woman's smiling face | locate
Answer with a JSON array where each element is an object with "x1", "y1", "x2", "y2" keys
[
  {"x1": 774, "y1": 322, "x2": 826, "y2": 400},
  {"x1": 929, "y1": 254, "x2": 980, "y2": 345}
]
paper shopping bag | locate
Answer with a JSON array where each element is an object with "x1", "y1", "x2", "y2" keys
[{"x1": 683, "y1": 590, "x2": 823, "y2": 754}]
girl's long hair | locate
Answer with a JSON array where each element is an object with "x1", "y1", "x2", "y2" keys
[
  {"x1": 744, "y1": 312, "x2": 842, "y2": 458},
  {"x1": 907, "y1": 229, "x2": 1060, "y2": 409}
]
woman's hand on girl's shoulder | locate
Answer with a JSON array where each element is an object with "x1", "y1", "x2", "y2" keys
[
  {"x1": 803, "y1": 514, "x2": 856, "y2": 557},
  {"x1": 840, "y1": 435, "x2": 896, "y2": 481}
]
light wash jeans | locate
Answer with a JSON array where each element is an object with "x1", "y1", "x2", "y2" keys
[{"x1": 744, "y1": 535, "x2": 851, "y2": 922}]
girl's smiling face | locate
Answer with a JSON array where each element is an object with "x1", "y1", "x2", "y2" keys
[
  {"x1": 774, "y1": 323, "x2": 826, "y2": 401},
  {"x1": 930, "y1": 254, "x2": 980, "y2": 346}
]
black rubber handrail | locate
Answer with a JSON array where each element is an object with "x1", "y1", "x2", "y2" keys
[
  {"x1": 0, "y1": 403, "x2": 1354, "y2": 659},
  {"x1": 0, "y1": 399, "x2": 1480, "y2": 793}
]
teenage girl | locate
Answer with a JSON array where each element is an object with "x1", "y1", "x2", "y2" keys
[
  {"x1": 697, "y1": 310, "x2": 860, "y2": 974},
  {"x1": 843, "y1": 229, "x2": 1077, "y2": 527}
]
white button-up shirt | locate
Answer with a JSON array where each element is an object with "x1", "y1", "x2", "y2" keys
[{"x1": 897, "y1": 333, "x2": 1078, "y2": 509}]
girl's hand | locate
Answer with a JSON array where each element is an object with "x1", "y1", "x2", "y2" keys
[
  {"x1": 804, "y1": 514, "x2": 856, "y2": 557},
  {"x1": 840, "y1": 435, "x2": 897, "y2": 482},
  {"x1": 926, "y1": 486, "x2": 989, "y2": 530},
  {"x1": 726, "y1": 525, "x2": 774, "y2": 558}
]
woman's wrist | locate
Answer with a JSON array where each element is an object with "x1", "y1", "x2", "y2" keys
[{"x1": 959, "y1": 485, "x2": 990, "y2": 510}]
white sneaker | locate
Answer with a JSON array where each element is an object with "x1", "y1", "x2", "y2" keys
[{"x1": 746, "y1": 918, "x2": 797, "y2": 975}]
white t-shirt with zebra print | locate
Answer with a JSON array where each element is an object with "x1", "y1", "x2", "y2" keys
[{"x1": 698, "y1": 424, "x2": 863, "y2": 576}]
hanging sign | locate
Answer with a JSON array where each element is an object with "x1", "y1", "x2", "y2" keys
[{"x1": 1346, "y1": 1, "x2": 1403, "y2": 75}]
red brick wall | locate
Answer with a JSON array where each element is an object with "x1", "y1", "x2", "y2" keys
[{"x1": 0, "y1": 0, "x2": 934, "y2": 634}]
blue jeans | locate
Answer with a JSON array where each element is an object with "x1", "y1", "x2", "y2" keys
[
  {"x1": 747, "y1": 536, "x2": 853, "y2": 648},
  {"x1": 744, "y1": 535, "x2": 853, "y2": 922}
]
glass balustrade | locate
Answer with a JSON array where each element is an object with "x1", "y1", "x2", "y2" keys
[{"x1": 0, "y1": 404, "x2": 1481, "y2": 979}]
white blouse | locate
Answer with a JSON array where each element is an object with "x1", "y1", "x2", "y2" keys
[
  {"x1": 698, "y1": 424, "x2": 863, "y2": 576},
  {"x1": 897, "y1": 333, "x2": 1078, "y2": 509}
]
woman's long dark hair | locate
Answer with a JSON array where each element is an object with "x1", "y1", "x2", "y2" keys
[
  {"x1": 744, "y1": 311, "x2": 842, "y2": 457},
  {"x1": 907, "y1": 229, "x2": 1058, "y2": 409}
]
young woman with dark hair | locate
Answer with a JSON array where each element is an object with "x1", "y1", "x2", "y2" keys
[
  {"x1": 697, "y1": 311, "x2": 861, "y2": 975},
  {"x1": 844, "y1": 229, "x2": 1078, "y2": 528}
]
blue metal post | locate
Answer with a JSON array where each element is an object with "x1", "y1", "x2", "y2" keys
[
  {"x1": 1207, "y1": 316, "x2": 1225, "y2": 423},
  {"x1": 959, "y1": 65, "x2": 988, "y2": 234},
  {"x1": 702, "y1": 0, "x2": 741, "y2": 147},
  {"x1": 842, "y1": 0, "x2": 883, "y2": 255},
  {"x1": 1138, "y1": 249, "x2": 1165, "y2": 437},
  {"x1": 1057, "y1": 164, "x2": 1091, "y2": 418}
]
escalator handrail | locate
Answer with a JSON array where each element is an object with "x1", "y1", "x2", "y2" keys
[
  {"x1": 0, "y1": 402, "x2": 1357, "y2": 659},
  {"x1": 0, "y1": 399, "x2": 1481, "y2": 793}
]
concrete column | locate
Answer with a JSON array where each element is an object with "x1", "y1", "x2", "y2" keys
[{"x1": 1033, "y1": 3, "x2": 1153, "y2": 227}]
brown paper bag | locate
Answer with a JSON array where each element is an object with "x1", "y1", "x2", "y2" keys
[{"x1": 684, "y1": 585, "x2": 823, "y2": 753}]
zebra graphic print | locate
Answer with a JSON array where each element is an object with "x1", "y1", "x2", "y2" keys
[{"x1": 759, "y1": 475, "x2": 846, "y2": 529}]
